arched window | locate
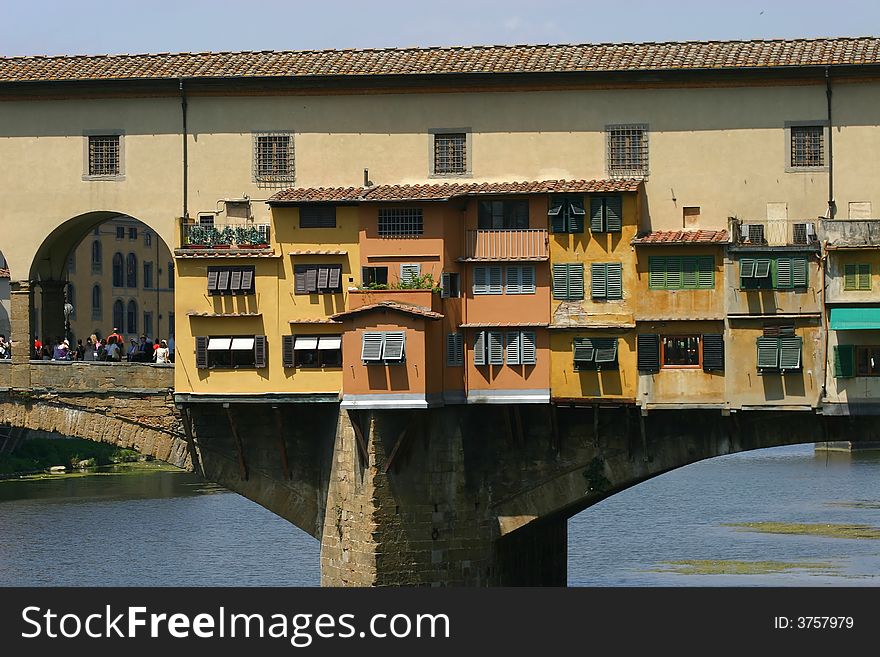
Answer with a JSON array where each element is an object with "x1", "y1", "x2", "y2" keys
[
  {"x1": 91, "y1": 240, "x2": 102, "y2": 274},
  {"x1": 92, "y1": 285, "x2": 102, "y2": 320},
  {"x1": 112, "y1": 253, "x2": 124, "y2": 287},
  {"x1": 65, "y1": 283, "x2": 76, "y2": 319},
  {"x1": 112, "y1": 299, "x2": 124, "y2": 330},
  {"x1": 127, "y1": 299, "x2": 137, "y2": 335},
  {"x1": 126, "y1": 253, "x2": 137, "y2": 288}
]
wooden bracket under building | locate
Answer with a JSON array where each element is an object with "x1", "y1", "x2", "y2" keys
[
  {"x1": 273, "y1": 406, "x2": 292, "y2": 480},
  {"x1": 225, "y1": 405, "x2": 249, "y2": 481},
  {"x1": 180, "y1": 406, "x2": 205, "y2": 478},
  {"x1": 347, "y1": 409, "x2": 369, "y2": 463},
  {"x1": 383, "y1": 411, "x2": 421, "y2": 474}
]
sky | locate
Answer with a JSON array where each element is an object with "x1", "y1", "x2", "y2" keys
[{"x1": 0, "y1": 0, "x2": 877, "y2": 57}]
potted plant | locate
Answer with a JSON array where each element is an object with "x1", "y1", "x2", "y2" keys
[{"x1": 213, "y1": 226, "x2": 234, "y2": 249}]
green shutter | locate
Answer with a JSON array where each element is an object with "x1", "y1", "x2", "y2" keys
[
  {"x1": 757, "y1": 337, "x2": 780, "y2": 370},
  {"x1": 605, "y1": 196, "x2": 622, "y2": 232},
  {"x1": 637, "y1": 334, "x2": 660, "y2": 372},
  {"x1": 665, "y1": 257, "x2": 682, "y2": 289},
  {"x1": 594, "y1": 338, "x2": 618, "y2": 364},
  {"x1": 568, "y1": 198, "x2": 586, "y2": 233},
  {"x1": 775, "y1": 258, "x2": 793, "y2": 289},
  {"x1": 697, "y1": 256, "x2": 715, "y2": 289},
  {"x1": 606, "y1": 263, "x2": 623, "y2": 299},
  {"x1": 568, "y1": 263, "x2": 585, "y2": 300},
  {"x1": 682, "y1": 257, "x2": 698, "y2": 288},
  {"x1": 590, "y1": 197, "x2": 604, "y2": 232},
  {"x1": 858, "y1": 263, "x2": 871, "y2": 290},
  {"x1": 833, "y1": 344, "x2": 855, "y2": 378},
  {"x1": 573, "y1": 337, "x2": 596, "y2": 363},
  {"x1": 844, "y1": 263, "x2": 857, "y2": 290},
  {"x1": 792, "y1": 257, "x2": 808, "y2": 288},
  {"x1": 552, "y1": 264, "x2": 569, "y2": 300},
  {"x1": 591, "y1": 263, "x2": 607, "y2": 299},
  {"x1": 740, "y1": 258, "x2": 756, "y2": 286},
  {"x1": 779, "y1": 336, "x2": 802, "y2": 370},
  {"x1": 702, "y1": 334, "x2": 724, "y2": 371},
  {"x1": 649, "y1": 257, "x2": 666, "y2": 289},
  {"x1": 548, "y1": 200, "x2": 566, "y2": 233},
  {"x1": 754, "y1": 259, "x2": 772, "y2": 279}
]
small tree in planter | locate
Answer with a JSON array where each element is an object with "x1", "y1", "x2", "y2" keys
[
  {"x1": 235, "y1": 225, "x2": 268, "y2": 248},
  {"x1": 214, "y1": 226, "x2": 235, "y2": 248},
  {"x1": 187, "y1": 224, "x2": 212, "y2": 248}
]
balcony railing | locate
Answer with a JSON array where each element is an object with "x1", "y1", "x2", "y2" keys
[
  {"x1": 180, "y1": 222, "x2": 271, "y2": 249},
  {"x1": 731, "y1": 218, "x2": 819, "y2": 247},
  {"x1": 464, "y1": 229, "x2": 548, "y2": 261}
]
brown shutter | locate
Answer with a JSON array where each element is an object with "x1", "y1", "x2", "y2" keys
[
  {"x1": 317, "y1": 267, "x2": 330, "y2": 290},
  {"x1": 294, "y1": 266, "x2": 307, "y2": 294},
  {"x1": 195, "y1": 336, "x2": 208, "y2": 369},
  {"x1": 254, "y1": 335, "x2": 267, "y2": 368},
  {"x1": 305, "y1": 267, "x2": 318, "y2": 293},
  {"x1": 329, "y1": 266, "x2": 341, "y2": 290},
  {"x1": 281, "y1": 335, "x2": 295, "y2": 368}
]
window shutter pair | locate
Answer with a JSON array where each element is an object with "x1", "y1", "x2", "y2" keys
[
  {"x1": 506, "y1": 266, "x2": 536, "y2": 294},
  {"x1": 589, "y1": 196, "x2": 623, "y2": 233},
  {"x1": 446, "y1": 333, "x2": 464, "y2": 366},
  {"x1": 591, "y1": 263, "x2": 623, "y2": 299},
  {"x1": 473, "y1": 331, "x2": 505, "y2": 365},
  {"x1": 833, "y1": 344, "x2": 855, "y2": 378},
  {"x1": 548, "y1": 197, "x2": 585, "y2": 233},
  {"x1": 574, "y1": 337, "x2": 618, "y2": 368},
  {"x1": 844, "y1": 263, "x2": 871, "y2": 291},
  {"x1": 295, "y1": 264, "x2": 341, "y2": 293},
  {"x1": 552, "y1": 263, "x2": 585, "y2": 300},
  {"x1": 756, "y1": 336, "x2": 802, "y2": 371},
  {"x1": 473, "y1": 266, "x2": 503, "y2": 295},
  {"x1": 282, "y1": 335, "x2": 295, "y2": 368},
  {"x1": 505, "y1": 331, "x2": 537, "y2": 365},
  {"x1": 361, "y1": 331, "x2": 406, "y2": 363}
]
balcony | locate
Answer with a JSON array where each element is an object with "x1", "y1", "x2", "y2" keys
[
  {"x1": 461, "y1": 229, "x2": 548, "y2": 261},
  {"x1": 730, "y1": 218, "x2": 819, "y2": 249},
  {"x1": 179, "y1": 221, "x2": 271, "y2": 251}
]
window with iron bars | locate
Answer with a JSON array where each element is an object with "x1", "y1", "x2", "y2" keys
[
  {"x1": 433, "y1": 133, "x2": 467, "y2": 175},
  {"x1": 88, "y1": 135, "x2": 120, "y2": 176},
  {"x1": 378, "y1": 208, "x2": 423, "y2": 237},
  {"x1": 607, "y1": 124, "x2": 648, "y2": 176},
  {"x1": 790, "y1": 125, "x2": 824, "y2": 168},
  {"x1": 253, "y1": 133, "x2": 294, "y2": 184}
]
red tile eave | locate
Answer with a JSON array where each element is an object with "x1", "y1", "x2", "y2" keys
[
  {"x1": 631, "y1": 230, "x2": 728, "y2": 245},
  {"x1": 330, "y1": 301, "x2": 444, "y2": 321}
]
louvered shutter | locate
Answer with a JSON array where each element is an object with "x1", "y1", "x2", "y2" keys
[
  {"x1": 702, "y1": 334, "x2": 724, "y2": 371},
  {"x1": 682, "y1": 257, "x2": 698, "y2": 288},
  {"x1": 488, "y1": 266, "x2": 503, "y2": 295},
  {"x1": 552, "y1": 264, "x2": 568, "y2": 300},
  {"x1": 383, "y1": 331, "x2": 406, "y2": 362},
  {"x1": 229, "y1": 269, "x2": 242, "y2": 292},
  {"x1": 317, "y1": 267, "x2": 330, "y2": 290},
  {"x1": 361, "y1": 332, "x2": 384, "y2": 362},
  {"x1": 241, "y1": 268, "x2": 254, "y2": 293},
  {"x1": 844, "y1": 263, "x2": 857, "y2": 290},
  {"x1": 665, "y1": 257, "x2": 682, "y2": 289},
  {"x1": 567, "y1": 263, "x2": 584, "y2": 300},
  {"x1": 294, "y1": 266, "x2": 308, "y2": 294},
  {"x1": 637, "y1": 334, "x2": 660, "y2": 372},
  {"x1": 487, "y1": 331, "x2": 504, "y2": 365},
  {"x1": 520, "y1": 266, "x2": 536, "y2": 294},
  {"x1": 648, "y1": 257, "x2": 666, "y2": 289},
  {"x1": 591, "y1": 263, "x2": 607, "y2": 299},
  {"x1": 446, "y1": 333, "x2": 463, "y2": 366},
  {"x1": 605, "y1": 196, "x2": 622, "y2": 232},
  {"x1": 329, "y1": 266, "x2": 341, "y2": 290},
  {"x1": 740, "y1": 258, "x2": 756, "y2": 284},
  {"x1": 506, "y1": 266, "x2": 523, "y2": 295},
  {"x1": 590, "y1": 197, "x2": 604, "y2": 232},
  {"x1": 520, "y1": 331, "x2": 537, "y2": 365},
  {"x1": 775, "y1": 258, "x2": 792, "y2": 288},
  {"x1": 195, "y1": 336, "x2": 209, "y2": 369},
  {"x1": 207, "y1": 269, "x2": 219, "y2": 293},
  {"x1": 606, "y1": 263, "x2": 623, "y2": 299},
  {"x1": 473, "y1": 266, "x2": 487, "y2": 295},
  {"x1": 441, "y1": 273, "x2": 451, "y2": 299},
  {"x1": 858, "y1": 264, "x2": 871, "y2": 290},
  {"x1": 548, "y1": 200, "x2": 566, "y2": 233},
  {"x1": 568, "y1": 198, "x2": 586, "y2": 233},
  {"x1": 217, "y1": 269, "x2": 231, "y2": 293},
  {"x1": 757, "y1": 337, "x2": 780, "y2": 370},
  {"x1": 400, "y1": 263, "x2": 420, "y2": 285},
  {"x1": 473, "y1": 331, "x2": 486, "y2": 366},
  {"x1": 573, "y1": 337, "x2": 596, "y2": 363},
  {"x1": 254, "y1": 335, "x2": 268, "y2": 368},
  {"x1": 282, "y1": 335, "x2": 295, "y2": 368},
  {"x1": 833, "y1": 344, "x2": 855, "y2": 378},
  {"x1": 455, "y1": 333, "x2": 464, "y2": 365},
  {"x1": 792, "y1": 257, "x2": 808, "y2": 288},
  {"x1": 506, "y1": 331, "x2": 521, "y2": 365},
  {"x1": 305, "y1": 267, "x2": 318, "y2": 293},
  {"x1": 697, "y1": 257, "x2": 715, "y2": 289},
  {"x1": 779, "y1": 336, "x2": 802, "y2": 370},
  {"x1": 594, "y1": 337, "x2": 617, "y2": 364}
]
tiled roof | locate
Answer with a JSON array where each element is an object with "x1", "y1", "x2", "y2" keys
[
  {"x1": 459, "y1": 321, "x2": 549, "y2": 328},
  {"x1": 288, "y1": 249, "x2": 348, "y2": 256},
  {"x1": 3, "y1": 38, "x2": 879, "y2": 83},
  {"x1": 174, "y1": 249, "x2": 279, "y2": 258},
  {"x1": 269, "y1": 179, "x2": 642, "y2": 203},
  {"x1": 185, "y1": 312, "x2": 262, "y2": 318},
  {"x1": 631, "y1": 230, "x2": 728, "y2": 245},
  {"x1": 288, "y1": 318, "x2": 342, "y2": 324},
  {"x1": 331, "y1": 300, "x2": 443, "y2": 321}
]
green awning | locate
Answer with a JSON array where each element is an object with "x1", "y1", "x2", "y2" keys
[{"x1": 830, "y1": 307, "x2": 880, "y2": 330}]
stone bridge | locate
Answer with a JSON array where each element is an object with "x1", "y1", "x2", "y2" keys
[{"x1": 2, "y1": 360, "x2": 878, "y2": 586}]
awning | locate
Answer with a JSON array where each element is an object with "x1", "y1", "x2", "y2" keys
[
  {"x1": 207, "y1": 338, "x2": 231, "y2": 350},
  {"x1": 230, "y1": 337, "x2": 255, "y2": 350},
  {"x1": 318, "y1": 336, "x2": 342, "y2": 350},
  {"x1": 830, "y1": 307, "x2": 880, "y2": 330},
  {"x1": 294, "y1": 336, "x2": 319, "y2": 350}
]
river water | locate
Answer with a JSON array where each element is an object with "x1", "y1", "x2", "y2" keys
[{"x1": 0, "y1": 445, "x2": 877, "y2": 586}]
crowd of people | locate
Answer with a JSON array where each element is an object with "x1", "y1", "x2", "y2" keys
[{"x1": 30, "y1": 328, "x2": 174, "y2": 364}]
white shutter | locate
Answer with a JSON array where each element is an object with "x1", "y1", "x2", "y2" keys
[
  {"x1": 520, "y1": 331, "x2": 537, "y2": 365},
  {"x1": 383, "y1": 331, "x2": 406, "y2": 361},
  {"x1": 473, "y1": 331, "x2": 486, "y2": 366},
  {"x1": 506, "y1": 331, "x2": 521, "y2": 365},
  {"x1": 361, "y1": 332, "x2": 384, "y2": 361}
]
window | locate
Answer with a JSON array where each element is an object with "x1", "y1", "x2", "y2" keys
[
  {"x1": 505, "y1": 266, "x2": 536, "y2": 295},
  {"x1": 126, "y1": 253, "x2": 137, "y2": 288},
  {"x1": 477, "y1": 200, "x2": 528, "y2": 229},
  {"x1": 112, "y1": 253, "x2": 124, "y2": 287},
  {"x1": 168, "y1": 262, "x2": 174, "y2": 289},
  {"x1": 253, "y1": 133, "x2": 294, "y2": 184},
  {"x1": 446, "y1": 333, "x2": 464, "y2": 366},
  {"x1": 199, "y1": 214, "x2": 215, "y2": 227},
  {"x1": 740, "y1": 257, "x2": 808, "y2": 290},
  {"x1": 144, "y1": 232, "x2": 152, "y2": 247},
  {"x1": 844, "y1": 263, "x2": 871, "y2": 291},
  {"x1": 143, "y1": 262, "x2": 154, "y2": 289},
  {"x1": 299, "y1": 205, "x2": 336, "y2": 228},
  {"x1": 473, "y1": 330, "x2": 536, "y2": 366},
  {"x1": 362, "y1": 266, "x2": 388, "y2": 288},
  {"x1": 208, "y1": 266, "x2": 256, "y2": 295},
  {"x1": 91, "y1": 240, "x2": 102, "y2": 274},
  {"x1": 832, "y1": 344, "x2": 880, "y2": 378},
  {"x1": 112, "y1": 300, "x2": 124, "y2": 332},
  {"x1": 378, "y1": 208, "x2": 423, "y2": 237},
  {"x1": 67, "y1": 254, "x2": 76, "y2": 274},
  {"x1": 573, "y1": 337, "x2": 619, "y2": 371},
  {"x1": 91, "y1": 285, "x2": 102, "y2": 321},
  {"x1": 649, "y1": 256, "x2": 715, "y2": 290},
  {"x1": 128, "y1": 227, "x2": 138, "y2": 240},
  {"x1": 433, "y1": 132, "x2": 467, "y2": 175},
  {"x1": 399, "y1": 263, "x2": 421, "y2": 286},
  {"x1": 590, "y1": 196, "x2": 623, "y2": 233},
  {"x1": 116, "y1": 226, "x2": 125, "y2": 240},
  {"x1": 282, "y1": 335, "x2": 342, "y2": 368},
  {"x1": 607, "y1": 124, "x2": 648, "y2": 176},
  {"x1": 757, "y1": 325, "x2": 802, "y2": 372},
  {"x1": 472, "y1": 266, "x2": 503, "y2": 295},
  {"x1": 361, "y1": 331, "x2": 406, "y2": 364},
  {"x1": 790, "y1": 125, "x2": 824, "y2": 168},
  {"x1": 590, "y1": 262, "x2": 623, "y2": 300},
  {"x1": 168, "y1": 313, "x2": 174, "y2": 338},
  {"x1": 126, "y1": 300, "x2": 137, "y2": 334},
  {"x1": 197, "y1": 336, "x2": 268, "y2": 369},
  {"x1": 143, "y1": 312, "x2": 153, "y2": 339},
  {"x1": 552, "y1": 263, "x2": 585, "y2": 300},
  {"x1": 661, "y1": 335, "x2": 701, "y2": 368},
  {"x1": 857, "y1": 346, "x2": 880, "y2": 376},
  {"x1": 440, "y1": 272, "x2": 460, "y2": 298},
  {"x1": 294, "y1": 264, "x2": 342, "y2": 294},
  {"x1": 87, "y1": 135, "x2": 120, "y2": 176},
  {"x1": 548, "y1": 196, "x2": 586, "y2": 233}
]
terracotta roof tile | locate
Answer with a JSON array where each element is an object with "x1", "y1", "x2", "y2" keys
[
  {"x1": 631, "y1": 230, "x2": 728, "y2": 245},
  {"x1": 288, "y1": 318, "x2": 342, "y2": 324},
  {"x1": 331, "y1": 300, "x2": 443, "y2": 321},
  {"x1": 269, "y1": 179, "x2": 641, "y2": 204},
  {"x1": 185, "y1": 312, "x2": 262, "y2": 318},
  {"x1": 3, "y1": 38, "x2": 880, "y2": 83}
]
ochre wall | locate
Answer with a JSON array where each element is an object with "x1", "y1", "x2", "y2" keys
[
  {"x1": 550, "y1": 330, "x2": 637, "y2": 401},
  {"x1": 632, "y1": 246, "x2": 725, "y2": 319}
]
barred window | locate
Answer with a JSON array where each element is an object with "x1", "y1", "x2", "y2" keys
[
  {"x1": 253, "y1": 133, "x2": 294, "y2": 183},
  {"x1": 88, "y1": 135, "x2": 120, "y2": 176},
  {"x1": 433, "y1": 133, "x2": 467, "y2": 175},
  {"x1": 790, "y1": 125, "x2": 824, "y2": 168},
  {"x1": 378, "y1": 208, "x2": 423, "y2": 237},
  {"x1": 607, "y1": 124, "x2": 648, "y2": 176}
]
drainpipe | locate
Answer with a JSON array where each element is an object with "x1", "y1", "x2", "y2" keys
[
  {"x1": 825, "y1": 67, "x2": 834, "y2": 219},
  {"x1": 179, "y1": 78, "x2": 189, "y2": 221},
  {"x1": 820, "y1": 242, "x2": 829, "y2": 404}
]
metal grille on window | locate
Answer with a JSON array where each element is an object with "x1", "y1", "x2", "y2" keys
[
  {"x1": 254, "y1": 133, "x2": 294, "y2": 183},
  {"x1": 607, "y1": 125, "x2": 648, "y2": 176},
  {"x1": 434, "y1": 133, "x2": 467, "y2": 174},
  {"x1": 378, "y1": 208, "x2": 423, "y2": 237},
  {"x1": 791, "y1": 126, "x2": 824, "y2": 167},
  {"x1": 88, "y1": 135, "x2": 119, "y2": 176}
]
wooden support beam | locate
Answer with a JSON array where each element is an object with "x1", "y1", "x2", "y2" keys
[
  {"x1": 624, "y1": 406, "x2": 632, "y2": 461},
  {"x1": 383, "y1": 412, "x2": 420, "y2": 474},
  {"x1": 273, "y1": 406, "x2": 291, "y2": 480},
  {"x1": 639, "y1": 410, "x2": 650, "y2": 463},
  {"x1": 348, "y1": 409, "x2": 369, "y2": 463},
  {"x1": 180, "y1": 406, "x2": 205, "y2": 478},
  {"x1": 593, "y1": 404, "x2": 600, "y2": 448},
  {"x1": 225, "y1": 405, "x2": 249, "y2": 481}
]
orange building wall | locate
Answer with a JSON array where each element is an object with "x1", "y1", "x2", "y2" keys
[{"x1": 464, "y1": 328, "x2": 550, "y2": 399}]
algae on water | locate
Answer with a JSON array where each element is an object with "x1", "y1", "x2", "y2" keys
[
  {"x1": 649, "y1": 559, "x2": 839, "y2": 576},
  {"x1": 724, "y1": 522, "x2": 880, "y2": 540}
]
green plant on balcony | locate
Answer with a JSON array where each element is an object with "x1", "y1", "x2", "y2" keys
[
  {"x1": 214, "y1": 226, "x2": 236, "y2": 247},
  {"x1": 234, "y1": 225, "x2": 268, "y2": 247},
  {"x1": 186, "y1": 224, "x2": 216, "y2": 247},
  {"x1": 395, "y1": 272, "x2": 440, "y2": 292}
]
